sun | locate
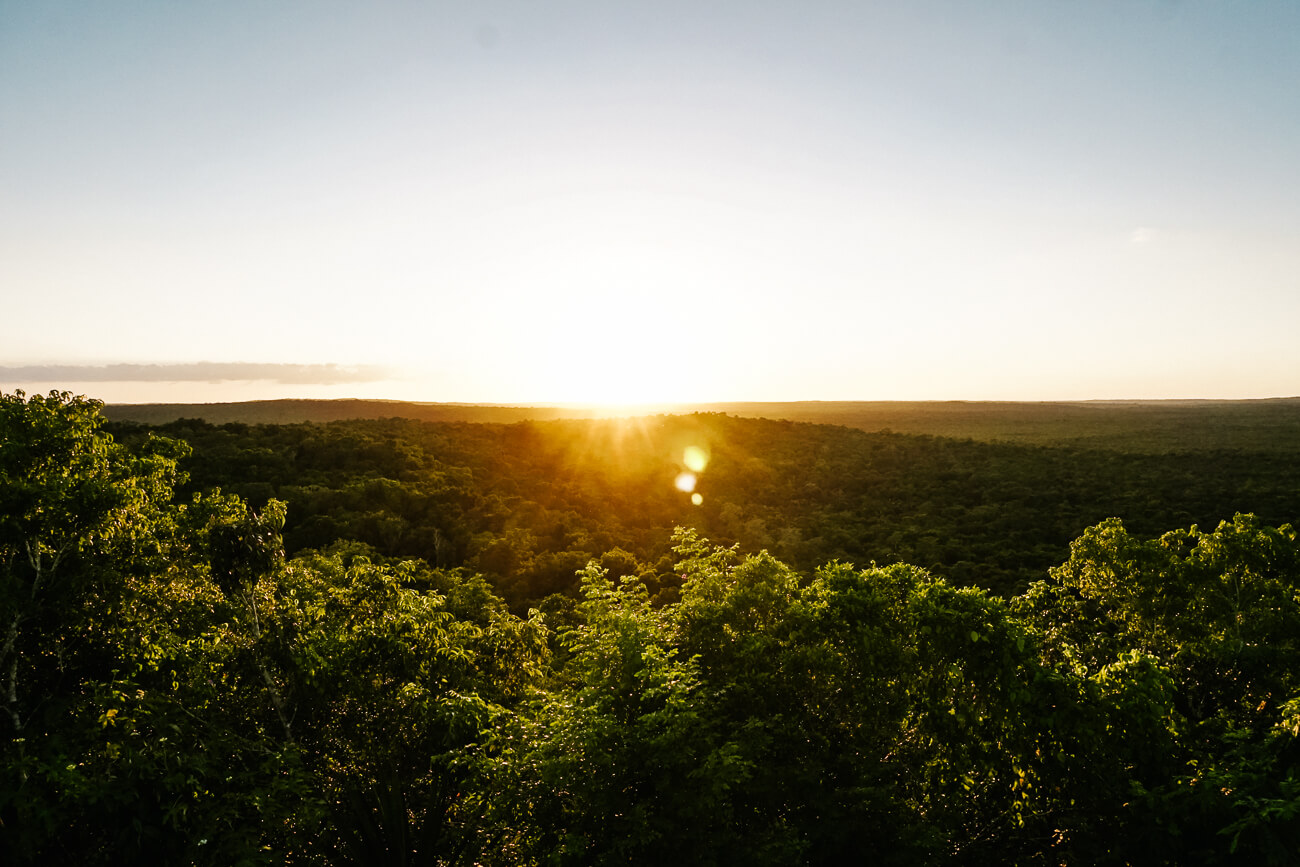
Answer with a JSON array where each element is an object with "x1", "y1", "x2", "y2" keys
[
  {"x1": 551, "y1": 358, "x2": 702, "y2": 409},
  {"x1": 468, "y1": 187, "x2": 744, "y2": 408},
  {"x1": 511, "y1": 312, "x2": 724, "y2": 409}
]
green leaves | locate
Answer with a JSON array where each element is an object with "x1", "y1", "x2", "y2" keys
[
  {"x1": 1020, "y1": 514, "x2": 1300, "y2": 862},
  {"x1": 206, "y1": 498, "x2": 286, "y2": 600},
  {"x1": 7, "y1": 394, "x2": 1300, "y2": 864}
]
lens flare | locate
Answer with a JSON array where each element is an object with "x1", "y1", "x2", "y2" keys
[
  {"x1": 691, "y1": 492, "x2": 703, "y2": 506},
  {"x1": 675, "y1": 472, "x2": 697, "y2": 493},
  {"x1": 683, "y1": 445, "x2": 709, "y2": 473}
]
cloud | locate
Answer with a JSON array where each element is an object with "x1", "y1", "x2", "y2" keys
[{"x1": 0, "y1": 362, "x2": 393, "y2": 385}]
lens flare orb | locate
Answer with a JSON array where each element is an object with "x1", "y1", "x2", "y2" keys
[{"x1": 683, "y1": 445, "x2": 709, "y2": 473}]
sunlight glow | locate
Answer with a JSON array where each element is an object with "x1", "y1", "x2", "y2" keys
[
  {"x1": 675, "y1": 472, "x2": 697, "y2": 493},
  {"x1": 683, "y1": 445, "x2": 710, "y2": 473}
]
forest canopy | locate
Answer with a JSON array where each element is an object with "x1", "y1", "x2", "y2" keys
[{"x1": 2, "y1": 390, "x2": 1299, "y2": 864}]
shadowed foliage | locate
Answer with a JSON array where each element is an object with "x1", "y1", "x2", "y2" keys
[{"x1": 4, "y1": 391, "x2": 1299, "y2": 864}]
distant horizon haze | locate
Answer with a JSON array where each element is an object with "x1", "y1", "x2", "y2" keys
[{"x1": 0, "y1": 362, "x2": 1296, "y2": 408}]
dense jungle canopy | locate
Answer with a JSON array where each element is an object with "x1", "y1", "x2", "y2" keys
[{"x1": 3, "y1": 390, "x2": 1299, "y2": 864}]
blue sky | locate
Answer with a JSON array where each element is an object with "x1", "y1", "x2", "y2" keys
[{"x1": 2, "y1": 0, "x2": 1297, "y2": 404}]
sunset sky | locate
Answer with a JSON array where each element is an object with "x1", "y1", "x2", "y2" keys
[{"x1": 2, "y1": 1, "x2": 1298, "y2": 405}]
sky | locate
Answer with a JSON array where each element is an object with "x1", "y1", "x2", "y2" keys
[{"x1": 2, "y1": 0, "x2": 1298, "y2": 405}]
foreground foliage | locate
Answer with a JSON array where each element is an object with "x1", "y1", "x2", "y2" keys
[{"x1": 3, "y1": 391, "x2": 1299, "y2": 864}]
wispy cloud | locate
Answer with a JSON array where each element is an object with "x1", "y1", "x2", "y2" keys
[{"x1": 0, "y1": 363, "x2": 392, "y2": 384}]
